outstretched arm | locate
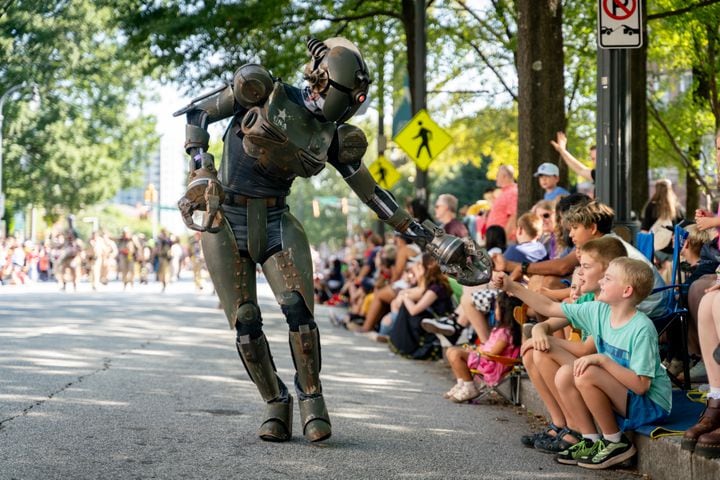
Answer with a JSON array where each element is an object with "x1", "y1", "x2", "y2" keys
[
  {"x1": 491, "y1": 272, "x2": 566, "y2": 319},
  {"x1": 550, "y1": 131, "x2": 593, "y2": 181},
  {"x1": 329, "y1": 128, "x2": 492, "y2": 286}
]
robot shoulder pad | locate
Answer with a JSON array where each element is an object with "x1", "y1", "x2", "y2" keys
[
  {"x1": 232, "y1": 64, "x2": 274, "y2": 108},
  {"x1": 335, "y1": 124, "x2": 368, "y2": 164}
]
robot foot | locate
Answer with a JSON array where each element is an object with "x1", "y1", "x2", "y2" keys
[
  {"x1": 298, "y1": 395, "x2": 331, "y2": 442},
  {"x1": 258, "y1": 395, "x2": 293, "y2": 442}
]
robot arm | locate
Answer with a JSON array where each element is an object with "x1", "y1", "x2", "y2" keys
[
  {"x1": 330, "y1": 126, "x2": 492, "y2": 286},
  {"x1": 173, "y1": 64, "x2": 274, "y2": 232}
]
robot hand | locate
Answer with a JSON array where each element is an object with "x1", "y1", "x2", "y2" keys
[
  {"x1": 177, "y1": 155, "x2": 225, "y2": 233},
  {"x1": 420, "y1": 220, "x2": 493, "y2": 286}
]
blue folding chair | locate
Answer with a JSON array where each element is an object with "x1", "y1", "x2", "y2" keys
[
  {"x1": 635, "y1": 231, "x2": 655, "y2": 262},
  {"x1": 647, "y1": 224, "x2": 691, "y2": 389}
]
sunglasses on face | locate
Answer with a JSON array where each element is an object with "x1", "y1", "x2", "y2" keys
[{"x1": 540, "y1": 212, "x2": 552, "y2": 219}]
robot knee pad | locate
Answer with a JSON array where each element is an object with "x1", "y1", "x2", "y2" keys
[
  {"x1": 280, "y1": 292, "x2": 315, "y2": 332},
  {"x1": 235, "y1": 301, "x2": 263, "y2": 339}
]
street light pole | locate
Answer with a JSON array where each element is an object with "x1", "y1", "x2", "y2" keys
[{"x1": 0, "y1": 82, "x2": 40, "y2": 234}]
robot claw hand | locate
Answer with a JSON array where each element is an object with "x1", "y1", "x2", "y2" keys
[
  {"x1": 420, "y1": 220, "x2": 493, "y2": 286},
  {"x1": 177, "y1": 167, "x2": 225, "y2": 233}
]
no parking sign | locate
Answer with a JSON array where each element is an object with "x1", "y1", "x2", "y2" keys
[{"x1": 598, "y1": 0, "x2": 643, "y2": 49}]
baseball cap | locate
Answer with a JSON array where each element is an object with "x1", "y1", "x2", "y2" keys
[{"x1": 533, "y1": 162, "x2": 560, "y2": 177}]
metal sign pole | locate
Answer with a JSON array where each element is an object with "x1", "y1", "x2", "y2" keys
[{"x1": 596, "y1": 1, "x2": 641, "y2": 242}]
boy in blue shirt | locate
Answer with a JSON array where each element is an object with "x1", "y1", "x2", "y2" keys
[
  {"x1": 534, "y1": 162, "x2": 570, "y2": 201},
  {"x1": 493, "y1": 257, "x2": 671, "y2": 469}
]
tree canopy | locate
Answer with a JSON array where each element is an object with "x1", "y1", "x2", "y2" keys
[{"x1": 1, "y1": 1, "x2": 157, "y2": 224}]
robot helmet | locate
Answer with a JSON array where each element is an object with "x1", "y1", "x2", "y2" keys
[{"x1": 304, "y1": 37, "x2": 370, "y2": 123}]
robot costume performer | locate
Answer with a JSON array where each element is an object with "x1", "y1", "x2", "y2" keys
[{"x1": 174, "y1": 37, "x2": 493, "y2": 443}]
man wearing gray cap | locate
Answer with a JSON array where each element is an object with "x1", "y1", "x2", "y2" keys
[{"x1": 534, "y1": 162, "x2": 569, "y2": 201}]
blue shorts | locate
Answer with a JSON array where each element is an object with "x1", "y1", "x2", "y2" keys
[{"x1": 614, "y1": 390, "x2": 669, "y2": 432}]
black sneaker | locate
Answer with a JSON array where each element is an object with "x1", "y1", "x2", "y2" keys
[
  {"x1": 421, "y1": 316, "x2": 460, "y2": 337},
  {"x1": 577, "y1": 434, "x2": 637, "y2": 470}
]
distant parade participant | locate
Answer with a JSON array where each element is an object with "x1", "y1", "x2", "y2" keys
[
  {"x1": 136, "y1": 234, "x2": 152, "y2": 285},
  {"x1": 100, "y1": 230, "x2": 117, "y2": 285},
  {"x1": 155, "y1": 229, "x2": 174, "y2": 292},
  {"x1": 55, "y1": 219, "x2": 83, "y2": 291},
  {"x1": 189, "y1": 231, "x2": 205, "y2": 291},
  {"x1": 86, "y1": 231, "x2": 103, "y2": 290},
  {"x1": 117, "y1": 227, "x2": 140, "y2": 289}
]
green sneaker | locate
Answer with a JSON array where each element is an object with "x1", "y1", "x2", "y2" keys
[
  {"x1": 555, "y1": 438, "x2": 597, "y2": 465},
  {"x1": 578, "y1": 434, "x2": 637, "y2": 470}
]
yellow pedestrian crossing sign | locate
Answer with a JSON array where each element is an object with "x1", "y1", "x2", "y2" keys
[
  {"x1": 393, "y1": 109, "x2": 452, "y2": 171},
  {"x1": 368, "y1": 155, "x2": 401, "y2": 190}
]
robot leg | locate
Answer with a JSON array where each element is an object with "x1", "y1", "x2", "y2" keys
[
  {"x1": 201, "y1": 221, "x2": 292, "y2": 441},
  {"x1": 262, "y1": 212, "x2": 331, "y2": 442}
]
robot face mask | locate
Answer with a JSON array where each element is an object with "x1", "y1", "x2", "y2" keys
[{"x1": 304, "y1": 37, "x2": 370, "y2": 123}]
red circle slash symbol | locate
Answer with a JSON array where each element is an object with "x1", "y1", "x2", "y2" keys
[{"x1": 603, "y1": 0, "x2": 635, "y2": 20}]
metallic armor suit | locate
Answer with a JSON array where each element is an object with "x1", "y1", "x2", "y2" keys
[{"x1": 174, "y1": 37, "x2": 492, "y2": 443}]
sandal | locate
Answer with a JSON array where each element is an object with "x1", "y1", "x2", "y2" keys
[
  {"x1": 521, "y1": 422, "x2": 561, "y2": 448},
  {"x1": 535, "y1": 427, "x2": 582, "y2": 454}
]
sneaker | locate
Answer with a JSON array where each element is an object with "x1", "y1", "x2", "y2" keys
[
  {"x1": 450, "y1": 382, "x2": 481, "y2": 403},
  {"x1": 577, "y1": 434, "x2": 637, "y2": 470},
  {"x1": 556, "y1": 438, "x2": 597, "y2": 465},
  {"x1": 443, "y1": 383, "x2": 462, "y2": 399},
  {"x1": 421, "y1": 316, "x2": 460, "y2": 337}
]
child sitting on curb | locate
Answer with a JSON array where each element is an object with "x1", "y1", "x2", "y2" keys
[
  {"x1": 520, "y1": 237, "x2": 628, "y2": 454},
  {"x1": 493, "y1": 257, "x2": 672, "y2": 470},
  {"x1": 443, "y1": 292, "x2": 522, "y2": 403}
]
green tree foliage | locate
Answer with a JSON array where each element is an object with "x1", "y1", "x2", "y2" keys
[
  {"x1": 646, "y1": 1, "x2": 720, "y2": 205},
  {"x1": 0, "y1": 2, "x2": 157, "y2": 223}
]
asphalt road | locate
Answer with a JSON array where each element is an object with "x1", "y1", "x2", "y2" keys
[{"x1": 0, "y1": 277, "x2": 638, "y2": 479}]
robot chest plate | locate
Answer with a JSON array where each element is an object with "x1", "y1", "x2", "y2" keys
[{"x1": 241, "y1": 83, "x2": 336, "y2": 179}]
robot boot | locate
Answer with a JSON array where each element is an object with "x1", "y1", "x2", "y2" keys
[
  {"x1": 289, "y1": 325, "x2": 331, "y2": 442},
  {"x1": 236, "y1": 334, "x2": 293, "y2": 442}
]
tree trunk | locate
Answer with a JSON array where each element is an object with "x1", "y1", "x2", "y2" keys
[
  {"x1": 686, "y1": 164, "x2": 700, "y2": 214},
  {"x1": 515, "y1": 0, "x2": 565, "y2": 213},
  {"x1": 400, "y1": 0, "x2": 430, "y2": 208}
]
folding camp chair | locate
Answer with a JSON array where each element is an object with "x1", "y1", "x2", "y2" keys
[
  {"x1": 470, "y1": 351, "x2": 524, "y2": 406},
  {"x1": 648, "y1": 224, "x2": 691, "y2": 390},
  {"x1": 635, "y1": 231, "x2": 655, "y2": 262}
]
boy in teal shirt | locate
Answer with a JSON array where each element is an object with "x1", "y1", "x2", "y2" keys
[
  {"x1": 522, "y1": 236, "x2": 627, "y2": 453},
  {"x1": 494, "y1": 257, "x2": 671, "y2": 470}
]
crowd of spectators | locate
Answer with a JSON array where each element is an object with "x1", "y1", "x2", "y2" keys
[
  {"x1": 0, "y1": 226, "x2": 205, "y2": 291},
  {"x1": 313, "y1": 129, "x2": 720, "y2": 470}
]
